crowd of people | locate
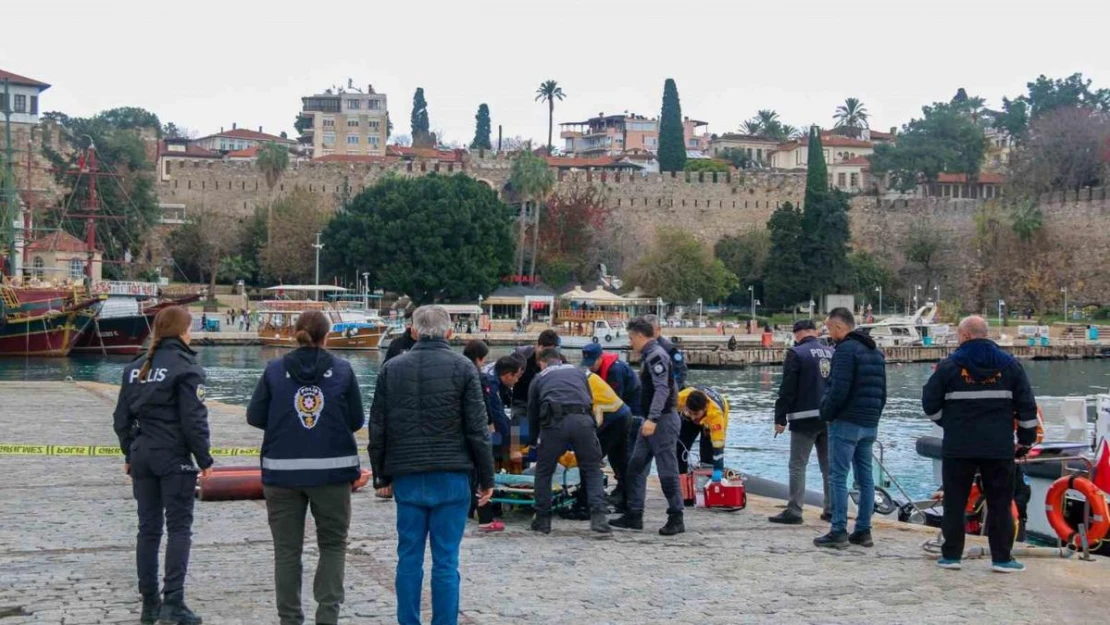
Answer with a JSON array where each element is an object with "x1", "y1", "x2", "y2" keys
[{"x1": 111, "y1": 303, "x2": 1037, "y2": 625}]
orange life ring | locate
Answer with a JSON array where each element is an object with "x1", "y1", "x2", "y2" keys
[
  {"x1": 965, "y1": 482, "x2": 1019, "y2": 538},
  {"x1": 1045, "y1": 475, "x2": 1110, "y2": 548}
]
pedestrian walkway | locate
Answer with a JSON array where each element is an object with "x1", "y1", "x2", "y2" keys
[{"x1": 0, "y1": 381, "x2": 1105, "y2": 624}]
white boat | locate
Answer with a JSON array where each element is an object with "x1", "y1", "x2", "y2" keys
[
  {"x1": 559, "y1": 319, "x2": 631, "y2": 350},
  {"x1": 857, "y1": 303, "x2": 951, "y2": 348}
]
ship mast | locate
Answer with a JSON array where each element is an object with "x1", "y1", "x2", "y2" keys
[
  {"x1": 2, "y1": 78, "x2": 17, "y2": 280},
  {"x1": 81, "y1": 143, "x2": 98, "y2": 281}
]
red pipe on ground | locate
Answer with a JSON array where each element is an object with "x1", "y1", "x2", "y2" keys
[{"x1": 197, "y1": 467, "x2": 372, "y2": 501}]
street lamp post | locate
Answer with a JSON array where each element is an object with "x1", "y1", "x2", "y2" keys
[
  {"x1": 1061, "y1": 286, "x2": 1068, "y2": 320},
  {"x1": 697, "y1": 298, "x2": 703, "y2": 325},
  {"x1": 748, "y1": 286, "x2": 755, "y2": 325},
  {"x1": 312, "y1": 232, "x2": 324, "y2": 301},
  {"x1": 914, "y1": 284, "x2": 921, "y2": 310},
  {"x1": 998, "y1": 299, "x2": 1005, "y2": 326},
  {"x1": 361, "y1": 271, "x2": 369, "y2": 308},
  {"x1": 657, "y1": 297, "x2": 663, "y2": 318},
  {"x1": 874, "y1": 287, "x2": 882, "y2": 317},
  {"x1": 809, "y1": 299, "x2": 815, "y2": 320}
]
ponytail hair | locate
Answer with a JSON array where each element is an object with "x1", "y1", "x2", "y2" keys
[
  {"x1": 294, "y1": 310, "x2": 331, "y2": 348},
  {"x1": 139, "y1": 305, "x2": 193, "y2": 379}
]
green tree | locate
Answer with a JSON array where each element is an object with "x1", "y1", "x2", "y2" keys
[
  {"x1": 847, "y1": 251, "x2": 893, "y2": 299},
  {"x1": 658, "y1": 78, "x2": 687, "y2": 172},
  {"x1": 470, "y1": 103, "x2": 492, "y2": 151},
  {"x1": 1009, "y1": 199, "x2": 1044, "y2": 243},
  {"x1": 718, "y1": 147, "x2": 752, "y2": 169},
  {"x1": 508, "y1": 151, "x2": 556, "y2": 280},
  {"x1": 411, "y1": 88, "x2": 431, "y2": 147},
  {"x1": 41, "y1": 107, "x2": 161, "y2": 280},
  {"x1": 801, "y1": 128, "x2": 853, "y2": 295},
  {"x1": 741, "y1": 120, "x2": 763, "y2": 136},
  {"x1": 833, "y1": 97, "x2": 869, "y2": 138},
  {"x1": 684, "y1": 159, "x2": 730, "y2": 173},
  {"x1": 165, "y1": 207, "x2": 243, "y2": 307},
  {"x1": 294, "y1": 114, "x2": 312, "y2": 136},
  {"x1": 901, "y1": 217, "x2": 944, "y2": 291},
  {"x1": 628, "y1": 229, "x2": 738, "y2": 303},
  {"x1": 869, "y1": 100, "x2": 988, "y2": 191},
  {"x1": 534, "y1": 80, "x2": 566, "y2": 155},
  {"x1": 256, "y1": 142, "x2": 289, "y2": 191},
  {"x1": 537, "y1": 185, "x2": 611, "y2": 284},
  {"x1": 714, "y1": 229, "x2": 770, "y2": 303},
  {"x1": 322, "y1": 175, "x2": 513, "y2": 303},
  {"x1": 998, "y1": 73, "x2": 1110, "y2": 142},
  {"x1": 763, "y1": 202, "x2": 808, "y2": 308}
]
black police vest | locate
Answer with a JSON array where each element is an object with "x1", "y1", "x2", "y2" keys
[
  {"x1": 639, "y1": 345, "x2": 676, "y2": 415},
  {"x1": 788, "y1": 338, "x2": 835, "y2": 423}
]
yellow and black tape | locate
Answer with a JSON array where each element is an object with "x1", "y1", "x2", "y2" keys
[{"x1": 0, "y1": 444, "x2": 259, "y2": 457}]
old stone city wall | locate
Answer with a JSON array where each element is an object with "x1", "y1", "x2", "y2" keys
[{"x1": 155, "y1": 155, "x2": 1110, "y2": 302}]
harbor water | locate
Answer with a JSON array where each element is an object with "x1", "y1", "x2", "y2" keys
[{"x1": 3, "y1": 347, "x2": 1108, "y2": 499}]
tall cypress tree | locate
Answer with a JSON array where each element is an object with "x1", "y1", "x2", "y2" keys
[
  {"x1": 411, "y1": 88, "x2": 430, "y2": 147},
  {"x1": 470, "y1": 103, "x2": 492, "y2": 150},
  {"x1": 800, "y1": 126, "x2": 852, "y2": 297},
  {"x1": 658, "y1": 78, "x2": 687, "y2": 172},
  {"x1": 764, "y1": 202, "x2": 808, "y2": 308}
]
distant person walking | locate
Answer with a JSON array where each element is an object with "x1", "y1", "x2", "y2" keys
[
  {"x1": 112, "y1": 306, "x2": 212, "y2": 625},
  {"x1": 247, "y1": 310, "x2": 366, "y2": 625},
  {"x1": 770, "y1": 320, "x2": 834, "y2": 525},
  {"x1": 370, "y1": 306, "x2": 494, "y2": 625},
  {"x1": 815, "y1": 308, "x2": 886, "y2": 550},
  {"x1": 923, "y1": 315, "x2": 1038, "y2": 573}
]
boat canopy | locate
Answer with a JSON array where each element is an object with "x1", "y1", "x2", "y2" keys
[
  {"x1": 559, "y1": 286, "x2": 628, "y2": 304},
  {"x1": 264, "y1": 285, "x2": 349, "y2": 292}
]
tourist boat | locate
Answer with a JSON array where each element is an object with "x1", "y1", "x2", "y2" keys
[
  {"x1": 857, "y1": 303, "x2": 951, "y2": 347},
  {"x1": 71, "y1": 282, "x2": 202, "y2": 355},
  {"x1": 558, "y1": 319, "x2": 631, "y2": 350},
  {"x1": 910, "y1": 395, "x2": 1110, "y2": 555},
  {"x1": 0, "y1": 285, "x2": 102, "y2": 357},
  {"x1": 257, "y1": 285, "x2": 388, "y2": 350}
]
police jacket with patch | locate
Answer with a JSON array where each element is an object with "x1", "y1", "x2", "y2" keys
[
  {"x1": 597, "y1": 352, "x2": 642, "y2": 416},
  {"x1": 247, "y1": 347, "x2": 365, "y2": 487},
  {"x1": 527, "y1": 363, "x2": 594, "y2": 444},
  {"x1": 657, "y1": 335, "x2": 689, "y2": 389},
  {"x1": 922, "y1": 338, "x2": 1038, "y2": 459},
  {"x1": 113, "y1": 338, "x2": 213, "y2": 470},
  {"x1": 775, "y1": 337, "x2": 835, "y2": 433},
  {"x1": 640, "y1": 339, "x2": 678, "y2": 421},
  {"x1": 819, "y1": 331, "x2": 886, "y2": 428},
  {"x1": 369, "y1": 338, "x2": 495, "y2": 490}
]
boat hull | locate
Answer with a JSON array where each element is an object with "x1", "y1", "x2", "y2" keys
[
  {"x1": 260, "y1": 326, "x2": 386, "y2": 350},
  {"x1": 71, "y1": 313, "x2": 152, "y2": 356},
  {"x1": 0, "y1": 310, "x2": 93, "y2": 357}
]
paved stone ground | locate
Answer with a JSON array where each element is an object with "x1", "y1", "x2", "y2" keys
[{"x1": 0, "y1": 381, "x2": 1107, "y2": 625}]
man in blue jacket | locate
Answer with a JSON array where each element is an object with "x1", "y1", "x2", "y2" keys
[
  {"x1": 923, "y1": 315, "x2": 1038, "y2": 573},
  {"x1": 582, "y1": 342, "x2": 641, "y2": 509},
  {"x1": 815, "y1": 308, "x2": 886, "y2": 550}
]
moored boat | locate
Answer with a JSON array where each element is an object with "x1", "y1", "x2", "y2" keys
[
  {"x1": 72, "y1": 283, "x2": 202, "y2": 355},
  {"x1": 0, "y1": 285, "x2": 102, "y2": 357},
  {"x1": 256, "y1": 286, "x2": 388, "y2": 350}
]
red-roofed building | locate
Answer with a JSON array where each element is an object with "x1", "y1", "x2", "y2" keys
[
  {"x1": 770, "y1": 131, "x2": 876, "y2": 172},
  {"x1": 195, "y1": 124, "x2": 296, "y2": 153},
  {"x1": 0, "y1": 68, "x2": 51, "y2": 125},
  {"x1": 156, "y1": 138, "x2": 221, "y2": 182},
  {"x1": 26, "y1": 231, "x2": 102, "y2": 281},
  {"x1": 921, "y1": 172, "x2": 1005, "y2": 199},
  {"x1": 559, "y1": 112, "x2": 711, "y2": 157},
  {"x1": 544, "y1": 156, "x2": 642, "y2": 171}
]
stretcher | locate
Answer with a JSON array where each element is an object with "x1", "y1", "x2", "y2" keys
[{"x1": 490, "y1": 466, "x2": 583, "y2": 511}]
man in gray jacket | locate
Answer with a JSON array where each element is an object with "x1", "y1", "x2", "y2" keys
[{"x1": 369, "y1": 305, "x2": 495, "y2": 625}]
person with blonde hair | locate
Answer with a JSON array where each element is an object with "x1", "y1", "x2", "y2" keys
[
  {"x1": 113, "y1": 305, "x2": 212, "y2": 625},
  {"x1": 248, "y1": 310, "x2": 366, "y2": 625}
]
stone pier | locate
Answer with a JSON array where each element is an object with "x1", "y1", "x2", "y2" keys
[{"x1": 0, "y1": 381, "x2": 1105, "y2": 624}]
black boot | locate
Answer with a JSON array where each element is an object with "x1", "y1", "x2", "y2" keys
[
  {"x1": 608, "y1": 511, "x2": 643, "y2": 531},
  {"x1": 140, "y1": 595, "x2": 162, "y2": 625},
  {"x1": 530, "y1": 514, "x2": 551, "y2": 535},
  {"x1": 813, "y1": 530, "x2": 849, "y2": 550},
  {"x1": 659, "y1": 512, "x2": 685, "y2": 536},
  {"x1": 158, "y1": 593, "x2": 202, "y2": 625},
  {"x1": 768, "y1": 510, "x2": 804, "y2": 525},
  {"x1": 590, "y1": 511, "x2": 612, "y2": 534},
  {"x1": 848, "y1": 530, "x2": 874, "y2": 548}
]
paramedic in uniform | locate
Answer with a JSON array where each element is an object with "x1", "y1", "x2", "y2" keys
[
  {"x1": 113, "y1": 306, "x2": 211, "y2": 625},
  {"x1": 610, "y1": 316, "x2": 686, "y2": 536},
  {"x1": 770, "y1": 320, "x2": 834, "y2": 525},
  {"x1": 527, "y1": 347, "x2": 611, "y2": 535},
  {"x1": 676, "y1": 386, "x2": 730, "y2": 481}
]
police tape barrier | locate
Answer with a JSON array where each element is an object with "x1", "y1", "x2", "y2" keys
[{"x1": 0, "y1": 444, "x2": 260, "y2": 457}]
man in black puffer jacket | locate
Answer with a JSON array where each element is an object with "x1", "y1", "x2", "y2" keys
[
  {"x1": 369, "y1": 305, "x2": 495, "y2": 625},
  {"x1": 815, "y1": 307, "x2": 886, "y2": 550}
]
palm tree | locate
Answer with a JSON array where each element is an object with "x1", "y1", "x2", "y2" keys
[
  {"x1": 833, "y1": 98, "x2": 870, "y2": 137},
  {"x1": 509, "y1": 150, "x2": 555, "y2": 281},
  {"x1": 780, "y1": 124, "x2": 800, "y2": 140},
  {"x1": 741, "y1": 120, "x2": 762, "y2": 136},
  {"x1": 256, "y1": 141, "x2": 290, "y2": 247},
  {"x1": 535, "y1": 80, "x2": 566, "y2": 155}
]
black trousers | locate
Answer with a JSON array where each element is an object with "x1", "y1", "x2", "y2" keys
[
  {"x1": 130, "y1": 447, "x2": 197, "y2": 601},
  {"x1": 941, "y1": 457, "x2": 1015, "y2": 563},
  {"x1": 677, "y1": 418, "x2": 715, "y2": 473},
  {"x1": 533, "y1": 414, "x2": 606, "y2": 516},
  {"x1": 596, "y1": 413, "x2": 630, "y2": 490}
]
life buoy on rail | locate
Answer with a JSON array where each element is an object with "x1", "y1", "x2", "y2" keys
[
  {"x1": 591, "y1": 336, "x2": 599, "y2": 344},
  {"x1": 345, "y1": 326, "x2": 358, "y2": 339},
  {"x1": 965, "y1": 482, "x2": 1019, "y2": 540},
  {"x1": 1045, "y1": 475, "x2": 1110, "y2": 548},
  {"x1": 604, "y1": 334, "x2": 613, "y2": 343}
]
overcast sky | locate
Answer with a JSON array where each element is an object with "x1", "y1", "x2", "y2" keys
[{"x1": 5, "y1": 0, "x2": 1108, "y2": 146}]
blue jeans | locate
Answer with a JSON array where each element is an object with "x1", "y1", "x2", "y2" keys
[
  {"x1": 828, "y1": 420, "x2": 877, "y2": 534},
  {"x1": 393, "y1": 472, "x2": 471, "y2": 625}
]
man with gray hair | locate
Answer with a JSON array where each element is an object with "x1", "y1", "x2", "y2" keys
[
  {"x1": 923, "y1": 315, "x2": 1038, "y2": 574},
  {"x1": 370, "y1": 305, "x2": 495, "y2": 625}
]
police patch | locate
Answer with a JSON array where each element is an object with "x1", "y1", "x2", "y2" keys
[
  {"x1": 196, "y1": 384, "x2": 207, "y2": 403},
  {"x1": 673, "y1": 353, "x2": 684, "y2": 362},
  {"x1": 819, "y1": 358, "x2": 832, "y2": 379},
  {"x1": 652, "y1": 362, "x2": 666, "y2": 375},
  {"x1": 294, "y1": 386, "x2": 325, "y2": 429}
]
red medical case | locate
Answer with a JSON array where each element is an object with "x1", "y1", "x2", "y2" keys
[{"x1": 704, "y1": 481, "x2": 746, "y2": 510}]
